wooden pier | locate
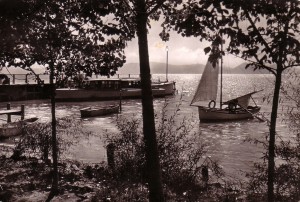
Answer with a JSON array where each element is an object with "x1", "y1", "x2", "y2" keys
[{"x1": 0, "y1": 103, "x2": 24, "y2": 122}]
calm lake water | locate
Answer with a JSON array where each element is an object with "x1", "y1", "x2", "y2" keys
[{"x1": 0, "y1": 74, "x2": 294, "y2": 180}]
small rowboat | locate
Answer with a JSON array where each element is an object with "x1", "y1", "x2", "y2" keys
[
  {"x1": 0, "y1": 117, "x2": 38, "y2": 138},
  {"x1": 80, "y1": 105, "x2": 119, "y2": 118}
]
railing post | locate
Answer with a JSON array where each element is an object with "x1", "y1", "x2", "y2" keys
[
  {"x1": 25, "y1": 74, "x2": 28, "y2": 84},
  {"x1": 13, "y1": 75, "x2": 15, "y2": 84},
  {"x1": 7, "y1": 103, "x2": 11, "y2": 123}
]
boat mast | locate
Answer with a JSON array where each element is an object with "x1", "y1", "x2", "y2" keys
[
  {"x1": 166, "y1": 46, "x2": 169, "y2": 82},
  {"x1": 220, "y1": 36, "x2": 223, "y2": 109}
]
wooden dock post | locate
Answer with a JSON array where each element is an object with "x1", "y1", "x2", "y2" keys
[
  {"x1": 107, "y1": 143, "x2": 115, "y2": 170},
  {"x1": 0, "y1": 103, "x2": 25, "y2": 123},
  {"x1": 21, "y1": 105, "x2": 25, "y2": 120},
  {"x1": 202, "y1": 166, "x2": 209, "y2": 187},
  {"x1": 7, "y1": 103, "x2": 11, "y2": 123},
  {"x1": 119, "y1": 90, "x2": 122, "y2": 112}
]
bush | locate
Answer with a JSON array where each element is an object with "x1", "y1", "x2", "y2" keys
[
  {"x1": 11, "y1": 116, "x2": 91, "y2": 162},
  {"x1": 245, "y1": 69, "x2": 300, "y2": 201},
  {"x1": 103, "y1": 100, "x2": 224, "y2": 200}
]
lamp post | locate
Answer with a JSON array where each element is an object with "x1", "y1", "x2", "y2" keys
[{"x1": 166, "y1": 46, "x2": 168, "y2": 82}]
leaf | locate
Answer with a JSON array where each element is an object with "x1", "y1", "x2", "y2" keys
[{"x1": 204, "y1": 47, "x2": 211, "y2": 55}]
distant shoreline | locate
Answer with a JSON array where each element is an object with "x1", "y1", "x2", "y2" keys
[{"x1": 118, "y1": 62, "x2": 272, "y2": 74}]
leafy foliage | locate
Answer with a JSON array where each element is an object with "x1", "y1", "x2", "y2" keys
[
  {"x1": 104, "y1": 101, "x2": 224, "y2": 199},
  {"x1": 280, "y1": 69, "x2": 300, "y2": 134},
  {"x1": 11, "y1": 117, "x2": 91, "y2": 162},
  {"x1": 166, "y1": 2, "x2": 300, "y2": 201},
  {"x1": 106, "y1": 2, "x2": 190, "y2": 200},
  {"x1": 165, "y1": 0, "x2": 300, "y2": 73},
  {"x1": 0, "y1": 0, "x2": 127, "y2": 80},
  {"x1": 245, "y1": 137, "x2": 300, "y2": 201},
  {"x1": 245, "y1": 71, "x2": 300, "y2": 201}
]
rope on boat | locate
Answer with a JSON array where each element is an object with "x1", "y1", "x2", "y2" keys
[{"x1": 238, "y1": 104, "x2": 266, "y2": 122}]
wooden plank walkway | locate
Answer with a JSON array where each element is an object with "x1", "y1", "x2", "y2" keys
[
  {"x1": 0, "y1": 109, "x2": 23, "y2": 115},
  {"x1": 0, "y1": 104, "x2": 25, "y2": 122}
]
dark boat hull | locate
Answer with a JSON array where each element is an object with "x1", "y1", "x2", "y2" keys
[
  {"x1": 198, "y1": 106, "x2": 261, "y2": 122},
  {"x1": 80, "y1": 105, "x2": 119, "y2": 118},
  {"x1": 55, "y1": 85, "x2": 174, "y2": 101}
]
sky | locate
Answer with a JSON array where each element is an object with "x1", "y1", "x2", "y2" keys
[
  {"x1": 1, "y1": 19, "x2": 247, "y2": 75},
  {"x1": 124, "y1": 20, "x2": 246, "y2": 67}
]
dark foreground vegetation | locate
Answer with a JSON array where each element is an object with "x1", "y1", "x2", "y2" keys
[
  {"x1": 1, "y1": 98, "x2": 300, "y2": 201},
  {"x1": 0, "y1": 153, "x2": 234, "y2": 202},
  {"x1": 1, "y1": 1, "x2": 300, "y2": 201},
  {"x1": 0, "y1": 104, "x2": 237, "y2": 202}
]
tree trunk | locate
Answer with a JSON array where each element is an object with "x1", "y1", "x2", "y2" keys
[
  {"x1": 135, "y1": 1, "x2": 164, "y2": 201},
  {"x1": 267, "y1": 68, "x2": 282, "y2": 202},
  {"x1": 47, "y1": 60, "x2": 59, "y2": 202}
]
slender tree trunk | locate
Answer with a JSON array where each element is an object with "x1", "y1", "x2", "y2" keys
[
  {"x1": 47, "y1": 60, "x2": 59, "y2": 201},
  {"x1": 135, "y1": 1, "x2": 164, "y2": 201},
  {"x1": 267, "y1": 68, "x2": 282, "y2": 202}
]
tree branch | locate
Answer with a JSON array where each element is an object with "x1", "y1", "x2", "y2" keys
[
  {"x1": 241, "y1": 6, "x2": 273, "y2": 58},
  {"x1": 283, "y1": 63, "x2": 300, "y2": 70},
  {"x1": 147, "y1": 0, "x2": 165, "y2": 16},
  {"x1": 279, "y1": 2, "x2": 296, "y2": 71},
  {"x1": 121, "y1": 0, "x2": 137, "y2": 16}
]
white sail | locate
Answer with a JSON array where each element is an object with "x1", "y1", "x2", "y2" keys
[
  {"x1": 191, "y1": 60, "x2": 219, "y2": 105},
  {"x1": 223, "y1": 90, "x2": 262, "y2": 109}
]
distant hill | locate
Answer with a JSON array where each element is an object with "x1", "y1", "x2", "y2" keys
[
  {"x1": 117, "y1": 62, "x2": 205, "y2": 74},
  {"x1": 226, "y1": 63, "x2": 271, "y2": 74},
  {"x1": 0, "y1": 67, "x2": 31, "y2": 74},
  {"x1": 118, "y1": 62, "x2": 272, "y2": 74},
  {"x1": 1, "y1": 62, "x2": 275, "y2": 75},
  {"x1": 0, "y1": 65, "x2": 45, "y2": 74}
]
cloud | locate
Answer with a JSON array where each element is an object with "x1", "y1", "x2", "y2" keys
[
  {"x1": 125, "y1": 33, "x2": 209, "y2": 65},
  {"x1": 125, "y1": 36, "x2": 245, "y2": 67},
  {"x1": 124, "y1": 19, "x2": 245, "y2": 68}
]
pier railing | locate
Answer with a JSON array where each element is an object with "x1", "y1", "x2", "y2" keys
[
  {"x1": 4, "y1": 74, "x2": 47, "y2": 85},
  {"x1": 2, "y1": 73, "x2": 149, "y2": 85}
]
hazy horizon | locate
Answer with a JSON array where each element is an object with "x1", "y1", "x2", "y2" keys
[{"x1": 124, "y1": 20, "x2": 246, "y2": 67}]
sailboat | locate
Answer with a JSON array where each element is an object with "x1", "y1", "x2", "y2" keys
[{"x1": 190, "y1": 57, "x2": 261, "y2": 122}]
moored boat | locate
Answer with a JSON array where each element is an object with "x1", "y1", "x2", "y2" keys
[
  {"x1": 0, "y1": 117, "x2": 39, "y2": 138},
  {"x1": 197, "y1": 105, "x2": 261, "y2": 122},
  {"x1": 56, "y1": 78, "x2": 176, "y2": 101},
  {"x1": 191, "y1": 48, "x2": 261, "y2": 122},
  {"x1": 80, "y1": 105, "x2": 119, "y2": 118}
]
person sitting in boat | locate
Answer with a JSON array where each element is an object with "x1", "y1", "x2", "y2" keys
[
  {"x1": 0, "y1": 74, "x2": 10, "y2": 85},
  {"x1": 228, "y1": 99, "x2": 238, "y2": 113}
]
